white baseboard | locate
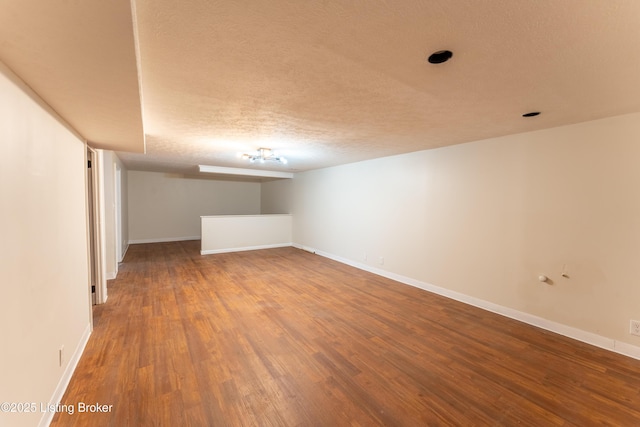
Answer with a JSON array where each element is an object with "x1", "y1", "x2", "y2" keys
[
  {"x1": 292, "y1": 243, "x2": 640, "y2": 361},
  {"x1": 201, "y1": 243, "x2": 292, "y2": 255},
  {"x1": 129, "y1": 236, "x2": 200, "y2": 244},
  {"x1": 119, "y1": 243, "x2": 129, "y2": 262},
  {"x1": 39, "y1": 323, "x2": 92, "y2": 427},
  {"x1": 614, "y1": 340, "x2": 640, "y2": 360}
]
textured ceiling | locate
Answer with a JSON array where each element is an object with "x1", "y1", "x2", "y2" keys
[{"x1": 2, "y1": 1, "x2": 640, "y2": 174}]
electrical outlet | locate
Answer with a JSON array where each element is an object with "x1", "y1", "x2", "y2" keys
[
  {"x1": 630, "y1": 320, "x2": 640, "y2": 337},
  {"x1": 378, "y1": 256, "x2": 384, "y2": 265},
  {"x1": 59, "y1": 346, "x2": 64, "y2": 367}
]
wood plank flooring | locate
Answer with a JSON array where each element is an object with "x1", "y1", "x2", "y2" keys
[{"x1": 51, "y1": 241, "x2": 640, "y2": 426}]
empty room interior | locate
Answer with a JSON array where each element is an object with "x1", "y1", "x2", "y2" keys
[{"x1": 2, "y1": 0, "x2": 640, "y2": 426}]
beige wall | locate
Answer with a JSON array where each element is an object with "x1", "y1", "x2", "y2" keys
[
  {"x1": 0, "y1": 63, "x2": 91, "y2": 427},
  {"x1": 292, "y1": 112, "x2": 640, "y2": 350},
  {"x1": 128, "y1": 171, "x2": 262, "y2": 242},
  {"x1": 261, "y1": 178, "x2": 292, "y2": 214}
]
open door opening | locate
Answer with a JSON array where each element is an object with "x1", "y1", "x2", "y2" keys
[
  {"x1": 87, "y1": 148, "x2": 98, "y2": 305},
  {"x1": 86, "y1": 147, "x2": 107, "y2": 306},
  {"x1": 115, "y1": 163, "x2": 123, "y2": 264}
]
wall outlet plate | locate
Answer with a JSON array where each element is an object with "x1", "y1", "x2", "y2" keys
[{"x1": 630, "y1": 320, "x2": 640, "y2": 337}]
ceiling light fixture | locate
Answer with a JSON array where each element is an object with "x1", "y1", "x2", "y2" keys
[
  {"x1": 428, "y1": 50, "x2": 453, "y2": 64},
  {"x1": 241, "y1": 148, "x2": 287, "y2": 165},
  {"x1": 522, "y1": 112, "x2": 541, "y2": 117}
]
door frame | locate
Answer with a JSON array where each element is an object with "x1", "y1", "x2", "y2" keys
[
  {"x1": 115, "y1": 162, "x2": 123, "y2": 264},
  {"x1": 87, "y1": 147, "x2": 108, "y2": 305}
]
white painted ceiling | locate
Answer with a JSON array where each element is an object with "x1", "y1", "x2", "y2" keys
[{"x1": 2, "y1": 0, "x2": 640, "y2": 174}]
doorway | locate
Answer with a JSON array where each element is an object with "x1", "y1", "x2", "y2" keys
[
  {"x1": 115, "y1": 163, "x2": 123, "y2": 264},
  {"x1": 87, "y1": 148, "x2": 97, "y2": 305},
  {"x1": 86, "y1": 147, "x2": 106, "y2": 305}
]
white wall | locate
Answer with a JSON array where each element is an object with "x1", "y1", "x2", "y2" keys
[
  {"x1": 101, "y1": 151, "x2": 116, "y2": 279},
  {"x1": 261, "y1": 178, "x2": 292, "y2": 214},
  {"x1": 116, "y1": 156, "x2": 129, "y2": 260},
  {"x1": 292, "y1": 112, "x2": 640, "y2": 352},
  {"x1": 0, "y1": 62, "x2": 92, "y2": 427},
  {"x1": 128, "y1": 171, "x2": 262, "y2": 243},
  {"x1": 99, "y1": 151, "x2": 128, "y2": 279},
  {"x1": 201, "y1": 214, "x2": 292, "y2": 254}
]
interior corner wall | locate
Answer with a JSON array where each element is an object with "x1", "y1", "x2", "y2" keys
[
  {"x1": 292, "y1": 112, "x2": 640, "y2": 349},
  {"x1": 261, "y1": 178, "x2": 293, "y2": 214},
  {"x1": 127, "y1": 171, "x2": 262, "y2": 243},
  {"x1": 0, "y1": 62, "x2": 91, "y2": 427}
]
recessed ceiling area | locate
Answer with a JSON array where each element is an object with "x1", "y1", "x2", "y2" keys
[{"x1": 2, "y1": 0, "x2": 640, "y2": 174}]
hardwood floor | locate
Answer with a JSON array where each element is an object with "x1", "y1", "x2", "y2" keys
[{"x1": 51, "y1": 241, "x2": 640, "y2": 426}]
